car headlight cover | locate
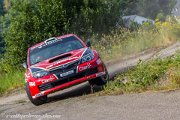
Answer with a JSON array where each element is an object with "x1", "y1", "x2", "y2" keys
[
  {"x1": 31, "y1": 68, "x2": 49, "y2": 78},
  {"x1": 81, "y1": 49, "x2": 94, "y2": 63}
]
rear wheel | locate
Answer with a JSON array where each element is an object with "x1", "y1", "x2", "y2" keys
[
  {"x1": 25, "y1": 83, "x2": 47, "y2": 106},
  {"x1": 89, "y1": 66, "x2": 109, "y2": 86}
]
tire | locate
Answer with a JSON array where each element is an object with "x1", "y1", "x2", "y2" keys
[
  {"x1": 25, "y1": 83, "x2": 47, "y2": 106},
  {"x1": 89, "y1": 66, "x2": 109, "y2": 86}
]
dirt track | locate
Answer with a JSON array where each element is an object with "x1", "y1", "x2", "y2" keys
[{"x1": 0, "y1": 42, "x2": 180, "y2": 120}]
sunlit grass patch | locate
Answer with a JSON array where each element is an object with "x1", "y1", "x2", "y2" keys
[
  {"x1": 103, "y1": 53, "x2": 180, "y2": 95},
  {"x1": 0, "y1": 71, "x2": 24, "y2": 95}
]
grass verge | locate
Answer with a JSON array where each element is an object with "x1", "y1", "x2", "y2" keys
[
  {"x1": 0, "y1": 71, "x2": 24, "y2": 96},
  {"x1": 103, "y1": 53, "x2": 180, "y2": 95}
]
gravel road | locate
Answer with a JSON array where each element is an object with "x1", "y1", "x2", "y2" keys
[{"x1": 0, "y1": 42, "x2": 180, "y2": 120}]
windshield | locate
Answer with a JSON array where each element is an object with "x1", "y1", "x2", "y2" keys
[{"x1": 29, "y1": 36, "x2": 84, "y2": 65}]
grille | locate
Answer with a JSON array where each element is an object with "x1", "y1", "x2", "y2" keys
[
  {"x1": 49, "y1": 60, "x2": 79, "y2": 74},
  {"x1": 39, "y1": 83, "x2": 53, "y2": 92},
  {"x1": 38, "y1": 67, "x2": 98, "y2": 91}
]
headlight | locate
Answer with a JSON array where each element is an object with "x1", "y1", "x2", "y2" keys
[
  {"x1": 81, "y1": 49, "x2": 94, "y2": 63},
  {"x1": 32, "y1": 70, "x2": 49, "y2": 78}
]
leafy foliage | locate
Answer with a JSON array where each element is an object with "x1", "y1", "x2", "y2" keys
[
  {"x1": 0, "y1": 0, "x2": 130, "y2": 71},
  {"x1": 0, "y1": 0, "x2": 4, "y2": 55}
]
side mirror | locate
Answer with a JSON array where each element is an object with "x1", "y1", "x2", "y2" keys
[
  {"x1": 86, "y1": 40, "x2": 91, "y2": 47},
  {"x1": 22, "y1": 62, "x2": 28, "y2": 69}
]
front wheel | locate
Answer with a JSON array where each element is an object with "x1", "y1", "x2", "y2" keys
[
  {"x1": 25, "y1": 83, "x2": 47, "y2": 106},
  {"x1": 89, "y1": 66, "x2": 109, "y2": 86}
]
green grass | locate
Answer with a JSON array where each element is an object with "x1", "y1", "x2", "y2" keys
[
  {"x1": 0, "y1": 71, "x2": 24, "y2": 95},
  {"x1": 103, "y1": 53, "x2": 180, "y2": 95}
]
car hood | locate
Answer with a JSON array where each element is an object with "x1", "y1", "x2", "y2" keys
[{"x1": 30, "y1": 48, "x2": 87, "y2": 70}]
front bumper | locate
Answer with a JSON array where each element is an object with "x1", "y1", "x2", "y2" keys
[
  {"x1": 32, "y1": 71, "x2": 106, "y2": 99},
  {"x1": 29, "y1": 58, "x2": 106, "y2": 99}
]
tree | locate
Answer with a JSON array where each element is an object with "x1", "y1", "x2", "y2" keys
[
  {"x1": 0, "y1": 0, "x2": 4, "y2": 56},
  {"x1": 1, "y1": 0, "x2": 123, "y2": 71},
  {"x1": 1, "y1": 0, "x2": 69, "y2": 70}
]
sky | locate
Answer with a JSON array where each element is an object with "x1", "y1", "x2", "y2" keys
[{"x1": 172, "y1": 0, "x2": 180, "y2": 16}]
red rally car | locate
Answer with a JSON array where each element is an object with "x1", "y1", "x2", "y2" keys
[{"x1": 23, "y1": 34, "x2": 109, "y2": 105}]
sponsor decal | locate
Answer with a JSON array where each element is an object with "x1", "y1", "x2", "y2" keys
[
  {"x1": 33, "y1": 92, "x2": 45, "y2": 98},
  {"x1": 29, "y1": 82, "x2": 36, "y2": 87},
  {"x1": 60, "y1": 70, "x2": 74, "y2": 77},
  {"x1": 25, "y1": 73, "x2": 30, "y2": 78},
  {"x1": 38, "y1": 38, "x2": 59, "y2": 49},
  {"x1": 96, "y1": 58, "x2": 102, "y2": 65},
  {"x1": 79, "y1": 63, "x2": 91, "y2": 71},
  {"x1": 41, "y1": 76, "x2": 54, "y2": 83},
  {"x1": 96, "y1": 72, "x2": 105, "y2": 77},
  {"x1": 25, "y1": 73, "x2": 31, "y2": 83}
]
